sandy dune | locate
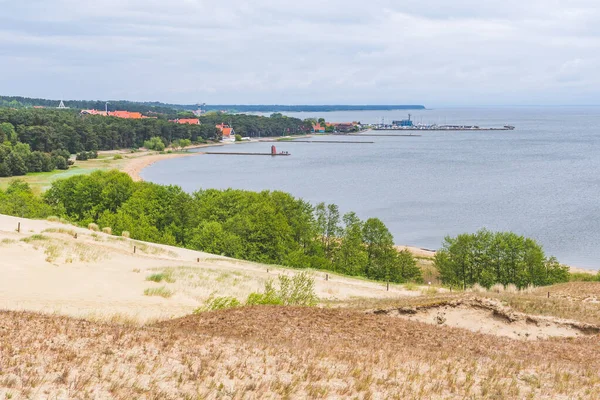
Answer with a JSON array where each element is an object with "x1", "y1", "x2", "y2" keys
[{"x1": 0, "y1": 214, "x2": 420, "y2": 323}]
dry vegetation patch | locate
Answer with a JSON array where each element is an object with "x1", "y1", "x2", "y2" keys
[
  {"x1": 371, "y1": 296, "x2": 600, "y2": 340},
  {"x1": 1, "y1": 304, "x2": 600, "y2": 399}
]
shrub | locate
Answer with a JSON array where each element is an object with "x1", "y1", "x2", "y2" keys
[
  {"x1": 121, "y1": 231, "x2": 131, "y2": 238},
  {"x1": 198, "y1": 296, "x2": 242, "y2": 312},
  {"x1": 246, "y1": 280, "x2": 283, "y2": 306},
  {"x1": 47, "y1": 216, "x2": 60, "y2": 222},
  {"x1": 76, "y1": 151, "x2": 98, "y2": 161},
  {"x1": 87, "y1": 223, "x2": 99, "y2": 232},
  {"x1": 143, "y1": 137, "x2": 165, "y2": 151},
  {"x1": 277, "y1": 272, "x2": 319, "y2": 306},
  {"x1": 102, "y1": 227, "x2": 112, "y2": 235},
  {"x1": 113, "y1": 154, "x2": 123, "y2": 160}
]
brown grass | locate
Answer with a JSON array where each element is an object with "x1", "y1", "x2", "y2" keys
[{"x1": 0, "y1": 304, "x2": 599, "y2": 399}]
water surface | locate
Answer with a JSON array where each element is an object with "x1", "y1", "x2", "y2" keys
[{"x1": 142, "y1": 107, "x2": 600, "y2": 269}]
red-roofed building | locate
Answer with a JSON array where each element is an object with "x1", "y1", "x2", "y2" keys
[
  {"x1": 216, "y1": 124, "x2": 236, "y2": 141},
  {"x1": 312, "y1": 124, "x2": 325, "y2": 133},
  {"x1": 172, "y1": 118, "x2": 200, "y2": 125},
  {"x1": 109, "y1": 111, "x2": 143, "y2": 119}
]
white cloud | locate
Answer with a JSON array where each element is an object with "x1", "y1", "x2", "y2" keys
[{"x1": 1, "y1": 0, "x2": 600, "y2": 105}]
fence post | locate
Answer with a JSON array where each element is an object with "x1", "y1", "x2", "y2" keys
[
  {"x1": 17, "y1": 222, "x2": 20, "y2": 233},
  {"x1": 326, "y1": 274, "x2": 329, "y2": 281},
  {"x1": 133, "y1": 246, "x2": 136, "y2": 254},
  {"x1": 548, "y1": 291, "x2": 550, "y2": 299},
  {"x1": 387, "y1": 282, "x2": 389, "y2": 291}
]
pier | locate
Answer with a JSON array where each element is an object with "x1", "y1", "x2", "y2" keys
[
  {"x1": 277, "y1": 140, "x2": 374, "y2": 144},
  {"x1": 203, "y1": 152, "x2": 290, "y2": 156},
  {"x1": 203, "y1": 145, "x2": 290, "y2": 156},
  {"x1": 345, "y1": 134, "x2": 422, "y2": 137}
]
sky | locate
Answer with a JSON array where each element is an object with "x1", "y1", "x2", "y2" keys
[{"x1": 1, "y1": 0, "x2": 599, "y2": 106}]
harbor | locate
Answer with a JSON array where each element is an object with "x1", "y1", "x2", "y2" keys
[{"x1": 371, "y1": 114, "x2": 515, "y2": 131}]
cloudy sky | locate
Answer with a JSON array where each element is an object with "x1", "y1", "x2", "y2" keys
[{"x1": 1, "y1": 0, "x2": 599, "y2": 106}]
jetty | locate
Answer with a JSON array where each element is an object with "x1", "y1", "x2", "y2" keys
[
  {"x1": 345, "y1": 134, "x2": 421, "y2": 138},
  {"x1": 277, "y1": 140, "x2": 374, "y2": 144},
  {"x1": 203, "y1": 145, "x2": 290, "y2": 156},
  {"x1": 204, "y1": 152, "x2": 290, "y2": 156}
]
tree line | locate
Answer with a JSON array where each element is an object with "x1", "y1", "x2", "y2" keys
[
  {"x1": 434, "y1": 229, "x2": 570, "y2": 288},
  {"x1": 1, "y1": 171, "x2": 422, "y2": 284},
  {"x1": 0, "y1": 108, "x2": 313, "y2": 155},
  {"x1": 0, "y1": 170, "x2": 578, "y2": 288},
  {"x1": 0, "y1": 108, "x2": 219, "y2": 154}
]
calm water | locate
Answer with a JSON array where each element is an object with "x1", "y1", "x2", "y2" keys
[{"x1": 141, "y1": 107, "x2": 600, "y2": 269}]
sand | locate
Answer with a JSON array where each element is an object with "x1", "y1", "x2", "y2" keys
[
  {"x1": 121, "y1": 152, "x2": 198, "y2": 182},
  {"x1": 374, "y1": 297, "x2": 600, "y2": 340},
  {"x1": 0, "y1": 214, "x2": 422, "y2": 324}
]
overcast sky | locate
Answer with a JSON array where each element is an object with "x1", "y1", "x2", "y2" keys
[{"x1": 1, "y1": 0, "x2": 599, "y2": 106}]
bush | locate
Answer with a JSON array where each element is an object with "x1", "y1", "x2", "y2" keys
[
  {"x1": 102, "y1": 227, "x2": 112, "y2": 235},
  {"x1": 121, "y1": 231, "x2": 130, "y2": 238},
  {"x1": 76, "y1": 151, "x2": 98, "y2": 161},
  {"x1": 199, "y1": 295, "x2": 242, "y2": 311},
  {"x1": 143, "y1": 137, "x2": 165, "y2": 151},
  {"x1": 88, "y1": 223, "x2": 99, "y2": 232},
  {"x1": 113, "y1": 154, "x2": 123, "y2": 160}
]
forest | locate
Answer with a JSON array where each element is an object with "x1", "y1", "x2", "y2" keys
[{"x1": 0, "y1": 108, "x2": 312, "y2": 156}]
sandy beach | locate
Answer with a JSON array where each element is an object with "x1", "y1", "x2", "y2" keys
[{"x1": 121, "y1": 152, "x2": 199, "y2": 182}]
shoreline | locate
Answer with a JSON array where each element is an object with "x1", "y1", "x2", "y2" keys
[{"x1": 121, "y1": 140, "x2": 599, "y2": 274}]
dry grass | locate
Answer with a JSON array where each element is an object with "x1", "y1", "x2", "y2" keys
[
  {"x1": 0, "y1": 305, "x2": 597, "y2": 400},
  {"x1": 143, "y1": 286, "x2": 173, "y2": 298}
]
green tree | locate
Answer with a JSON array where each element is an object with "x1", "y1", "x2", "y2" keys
[
  {"x1": 334, "y1": 212, "x2": 368, "y2": 275},
  {"x1": 143, "y1": 136, "x2": 165, "y2": 151},
  {"x1": 434, "y1": 229, "x2": 569, "y2": 289},
  {"x1": 362, "y1": 218, "x2": 396, "y2": 280},
  {"x1": 5, "y1": 152, "x2": 27, "y2": 176}
]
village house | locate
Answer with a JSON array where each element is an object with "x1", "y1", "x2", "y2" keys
[
  {"x1": 216, "y1": 123, "x2": 235, "y2": 141},
  {"x1": 312, "y1": 123, "x2": 326, "y2": 133}
]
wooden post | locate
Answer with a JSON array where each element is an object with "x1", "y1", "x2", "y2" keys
[
  {"x1": 387, "y1": 282, "x2": 389, "y2": 291},
  {"x1": 17, "y1": 222, "x2": 20, "y2": 233},
  {"x1": 197, "y1": 258, "x2": 199, "y2": 262},
  {"x1": 133, "y1": 246, "x2": 136, "y2": 254},
  {"x1": 267, "y1": 269, "x2": 269, "y2": 273},
  {"x1": 326, "y1": 274, "x2": 329, "y2": 281},
  {"x1": 548, "y1": 291, "x2": 550, "y2": 299}
]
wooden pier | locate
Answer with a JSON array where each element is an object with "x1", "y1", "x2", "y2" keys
[
  {"x1": 345, "y1": 134, "x2": 422, "y2": 137},
  {"x1": 277, "y1": 140, "x2": 374, "y2": 144},
  {"x1": 203, "y1": 152, "x2": 290, "y2": 156}
]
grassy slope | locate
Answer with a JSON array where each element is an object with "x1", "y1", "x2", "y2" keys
[{"x1": 0, "y1": 154, "x2": 129, "y2": 192}]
